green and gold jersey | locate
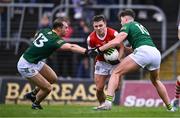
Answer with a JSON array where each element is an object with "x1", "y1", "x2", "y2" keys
[
  {"x1": 120, "y1": 21, "x2": 156, "y2": 49},
  {"x1": 23, "y1": 28, "x2": 66, "y2": 63}
]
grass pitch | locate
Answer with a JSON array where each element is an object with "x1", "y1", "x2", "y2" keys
[{"x1": 0, "y1": 104, "x2": 180, "y2": 118}]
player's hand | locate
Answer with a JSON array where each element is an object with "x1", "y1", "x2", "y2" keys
[
  {"x1": 84, "y1": 48, "x2": 98, "y2": 57},
  {"x1": 94, "y1": 47, "x2": 103, "y2": 55}
]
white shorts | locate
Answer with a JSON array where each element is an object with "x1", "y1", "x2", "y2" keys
[
  {"x1": 129, "y1": 45, "x2": 161, "y2": 71},
  {"x1": 94, "y1": 61, "x2": 117, "y2": 75},
  {"x1": 17, "y1": 56, "x2": 45, "y2": 78}
]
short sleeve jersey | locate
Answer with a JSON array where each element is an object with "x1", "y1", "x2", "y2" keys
[
  {"x1": 23, "y1": 28, "x2": 66, "y2": 63},
  {"x1": 87, "y1": 27, "x2": 118, "y2": 62},
  {"x1": 120, "y1": 21, "x2": 155, "y2": 49}
]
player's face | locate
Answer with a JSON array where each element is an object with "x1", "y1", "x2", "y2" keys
[
  {"x1": 59, "y1": 21, "x2": 69, "y2": 37},
  {"x1": 93, "y1": 20, "x2": 106, "y2": 35},
  {"x1": 120, "y1": 17, "x2": 126, "y2": 25}
]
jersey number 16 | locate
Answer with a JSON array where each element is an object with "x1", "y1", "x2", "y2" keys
[{"x1": 135, "y1": 24, "x2": 150, "y2": 36}]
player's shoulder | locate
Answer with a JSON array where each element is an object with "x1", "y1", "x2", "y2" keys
[
  {"x1": 39, "y1": 28, "x2": 51, "y2": 33},
  {"x1": 120, "y1": 21, "x2": 135, "y2": 30},
  {"x1": 107, "y1": 27, "x2": 118, "y2": 36},
  {"x1": 107, "y1": 27, "x2": 117, "y2": 32},
  {"x1": 88, "y1": 31, "x2": 96, "y2": 39},
  {"x1": 107, "y1": 27, "x2": 117, "y2": 33},
  {"x1": 89, "y1": 30, "x2": 96, "y2": 37}
]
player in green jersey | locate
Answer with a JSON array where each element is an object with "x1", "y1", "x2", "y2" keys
[
  {"x1": 93, "y1": 9, "x2": 175, "y2": 111},
  {"x1": 17, "y1": 18, "x2": 95, "y2": 109}
]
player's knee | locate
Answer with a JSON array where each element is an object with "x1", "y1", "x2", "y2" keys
[
  {"x1": 151, "y1": 79, "x2": 160, "y2": 87},
  {"x1": 112, "y1": 71, "x2": 122, "y2": 79},
  {"x1": 49, "y1": 75, "x2": 58, "y2": 84},
  {"x1": 115, "y1": 86, "x2": 120, "y2": 92},
  {"x1": 51, "y1": 76, "x2": 58, "y2": 84},
  {"x1": 44, "y1": 84, "x2": 52, "y2": 93}
]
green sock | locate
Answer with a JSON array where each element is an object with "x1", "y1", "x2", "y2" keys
[
  {"x1": 106, "y1": 95, "x2": 113, "y2": 102},
  {"x1": 166, "y1": 104, "x2": 172, "y2": 110}
]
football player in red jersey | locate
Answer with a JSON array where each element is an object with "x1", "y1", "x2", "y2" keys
[{"x1": 87, "y1": 15, "x2": 124, "y2": 108}]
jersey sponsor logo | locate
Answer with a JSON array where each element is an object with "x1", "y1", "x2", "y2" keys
[{"x1": 57, "y1": 40, "x2": 64, "y2": 45}]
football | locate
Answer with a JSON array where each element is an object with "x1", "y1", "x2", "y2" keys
[{"x1": 103, "y1": 48, "x2": 120, "y2": 65}]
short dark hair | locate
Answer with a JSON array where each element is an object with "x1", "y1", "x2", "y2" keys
[
  {"x1": 93, "y1": 15, "x2": 106, "y2": 22},
  {"x1": 52, "y1": 18, "x2": 67, "y2": 29},
  {"x1": 119, "y1": 9, "x2": 135, "y2": 18}
]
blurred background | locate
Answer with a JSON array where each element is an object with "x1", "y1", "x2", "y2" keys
[{"x1": 0, "y1": 0, "x2": 180, "y2": 105}]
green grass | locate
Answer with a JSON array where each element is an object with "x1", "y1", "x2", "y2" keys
[{"x1": 0, "y1": 104, "x2": 180, "y2": 117}]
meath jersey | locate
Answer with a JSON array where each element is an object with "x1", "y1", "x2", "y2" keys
[
  {"x1": 23, "y1": 28, "x2": 66, "y2": 64},
  {"x1": 120, "y1": 21, "x2": 155, "y2": 49}
]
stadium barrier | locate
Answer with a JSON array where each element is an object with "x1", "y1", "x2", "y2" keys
[
  {"x1": 0, "y1": 76, "x2": 120, "y2": 105},
  {"x1": 50, "y1": 4, "x2": 167, "y2": 51},
  {"x1": 0, "y1": 77, "x2": 97, "y2": 104},
  {"x1": 120, "y1": 80, "x2": 176, "y2": 107},
  {"x1": 0, "y1": 77, "x2": 176, "y2": 107}
]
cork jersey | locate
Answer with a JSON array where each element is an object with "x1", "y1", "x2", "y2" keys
[
  {"x1": 23, "y1": 28, "x2": 66, "y2": 64},
  {"x1": 87, "y1": 27, "x2": 118, "y2": 61},
  {"x1": 120, "y1": 21, "x2": 155, "y2": 49}
]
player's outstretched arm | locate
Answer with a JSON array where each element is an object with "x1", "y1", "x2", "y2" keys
[
  {"x1": 99, "y1": 32, "x2": 128, "y2": 52},
  {"x1": 58, "y1": 43, "x2": 86, "y2": 54}
]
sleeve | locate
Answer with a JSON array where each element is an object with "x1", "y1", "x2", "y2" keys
[
  {"x1": 114, "y1": 31, "x2": 118, "y2": 37},
  {"x1": 178, "y1": 22, "x2": 180, "y2": 30},
  {"x1": 120, "y1": 24, "x2": 130, "y2": 34},
  {"x1": 54, "y1": 38, "x2": 66, "y2": 49}
]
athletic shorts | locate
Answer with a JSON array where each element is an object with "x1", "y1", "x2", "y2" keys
[
  {"x1": 94, "y1": 61, "x2": 117, "y2": 75},
  {"x1": 129, "y1": 45, "x2": 161, "y2": 71},
  {"x1": 17, "y1": 56, "x2": 45, "y2": 78}
]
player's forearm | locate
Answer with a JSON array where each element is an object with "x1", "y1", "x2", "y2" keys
[
  {"x1": 118, "y1": 43, "x2": 124, "y2": 59},
  {"x1": 99, "y1": 32, "x2": 126, "y2": 52},
  {"x1": 99, "y1": 37, "x2": 122, "y2": 51},
  {"x1": 70, "y1": 44, "x2": 86, "y2": 54}
]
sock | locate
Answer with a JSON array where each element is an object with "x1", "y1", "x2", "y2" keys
[
  {"x1": 31, "y1": 88, "x2": 39, "y2": 95},
  {"x1": 166, "y1": 104, "x2": 172, "y2": 110},
  {"x1": 106, "y1": 95, "x2": 113, "y2": 102},
  {"x1": 34, "y1": 100, "x2": 40, "y2": 105},
  {"x1": 175, "y1": 80, "x2": 180, "y2": 99}
]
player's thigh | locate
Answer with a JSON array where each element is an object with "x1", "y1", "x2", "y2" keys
[
  {"x1": 113, "y1": 56, "x2": 141, "y2": 75},
  {"x1": 94, "y1": 74, "x2": 108, "y2": 90},
  {"x1": 28, "y1": 73, "x2": 51, "y2": 91},
  {"x1": 39, "y1": 64, "x2": 58, "y2": 84}
]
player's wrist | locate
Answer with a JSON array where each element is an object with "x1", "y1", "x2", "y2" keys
[
  {"x1": 96, "y1": 47, "x2": 103, "y2": 55},
  {"x1": 84, "y1": 49, "x2": 88, "y2": 55},
  {"x1": 97, "y1": 47, "x2": 102, "y2": 53}
]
